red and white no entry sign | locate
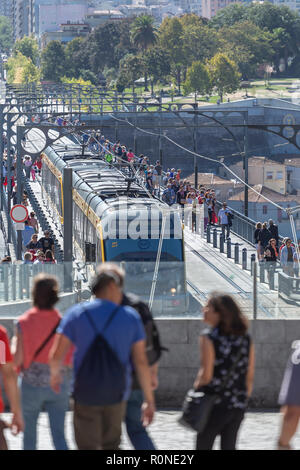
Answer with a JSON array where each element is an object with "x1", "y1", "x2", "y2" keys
[{"x1": 10, "y1": 204, "x2": 28, "y2": 223}]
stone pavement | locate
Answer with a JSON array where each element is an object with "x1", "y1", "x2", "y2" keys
[{"x1": 2, "y1": 409, "x2": 300, "y2": 450}]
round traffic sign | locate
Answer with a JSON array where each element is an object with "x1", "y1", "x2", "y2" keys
[{"x1": 10, "y1": 204, "x2": 28, "y2": 223}]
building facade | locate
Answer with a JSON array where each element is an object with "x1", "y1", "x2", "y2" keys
[
  {"x1": 202, "y1": 0, "x2": 239, "y2": 18},
  {"x1": 0, "y1": 0, "x2": 13, "y2": 19}
]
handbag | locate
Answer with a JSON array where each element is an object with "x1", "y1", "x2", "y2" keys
[{"x1": 178, "y1": 347, "x2": 244, "y2": 433}]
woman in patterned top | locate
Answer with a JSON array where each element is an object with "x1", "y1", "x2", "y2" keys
[{"x1": 194, "y1": 293, "x2": 255, "y2": 450}]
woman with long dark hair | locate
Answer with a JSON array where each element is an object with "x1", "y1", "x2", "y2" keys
[
  {"x1": 194, "y1": 293, "x2": 255, "y2": 450},
  {"x1": 11, "y1": 274, "x2": 72, "y2": 450}
]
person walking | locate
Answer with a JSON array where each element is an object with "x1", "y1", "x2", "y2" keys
[
  {"x1": 268, "y1": 219, "x2": 279, "y2": 247},
  {"x1": 278, "y1": 340, "x2": 300, "y2": 449},
  {"x1": 281, "y1": 239, "x2": 296, "y2": 277},
  {"x1": 254, "y1": 222, "x2": 262, "y2": 260},
  {"x1": 122, "y1": 291, "x2": 163, "y2": 450},
  {"x1": 218, "y1": 203, "x2": 233, "y2": 240},
  {"x1": 264, "y1": 238, "x2": 279, "y2": 285},
  {"x1": 11, "y1": 274, "x2": 72, "y2": 450},
  {"x1": 49, "y1": 263, "x2": 155, "y2": 450},
  {"x1": 0, "y1": 325, "x2": 24, "y2": 449},
  {"x1": 22, "y1": 220, "x2": 35, "y2": 251},
  {"x1": 38, "y1": 230, "x2": 55, "y2": 256},
  {"x1": 258, "y1": 222, "x2": 271, "y2": 252},
  {"x1": 193, "y1": 293, "x2": 255, "y2": 450}
]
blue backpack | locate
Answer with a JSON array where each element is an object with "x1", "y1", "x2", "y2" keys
[{"x1": 73, "y1": 306, "x2": 126, "y2": 406}]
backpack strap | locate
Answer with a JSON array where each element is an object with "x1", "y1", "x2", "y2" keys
[
  {"x1": 84, "y1": 304, "x2": 120, "y2": 335},
  {"x1": 31, "y1": 319, "x2": 61, "y2": 362}
]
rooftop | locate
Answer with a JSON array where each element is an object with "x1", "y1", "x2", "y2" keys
[
  {"x1": 284, "y1": 158, "x2": 300, "y2": 167},
  {"x1": 232, "y1": 157, "x2": 284, "y2": 167},
  {"x1": 228, "y1": 184, "x2": 298, "y2": 203},
  {"x1": 187, "y1": 172, "x2": 243, "y2": 186}
]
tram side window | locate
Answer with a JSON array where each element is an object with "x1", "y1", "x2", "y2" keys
[{"x1": 85, "y1": 242, "x2": 96, "y2": 262}]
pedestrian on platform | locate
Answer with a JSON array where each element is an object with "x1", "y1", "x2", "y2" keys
[
  {"x1": 193, "y1": 293, "x2": 255, "y2": 450},
  {"x1": 0, "y1": 325, "x2": 24, "y2": 450},
  {"x1": 26, "y1": 234, "x2": 41, "y2": 251},
  {"x1": 258, "y1": 222, "x2": 271, "y2": 251},
  {"x1": 28, "y1": 212, "x2": 39, "y2": 233},
  {"x1": 39, "y1": 230, "x2": 55, "y2": 256},
  {"x1": 22, "y1": 220, "x2": 35, "y2": 251},
  {"x1": 254, "y1": 222, "x2": 262, "y2": 260},
  {"x1": 11, "y1": 274, "x2": 72, "y2": 450},
  {"x1": 218, "y1": 202, "x2": 233, "y2": 240},
  {"x1": 49, "y1": 263, "x2": 155, "y2": 450},
  {"x1": 281, "y1": 238, "x2": 296, "y2": 277},
  {"x1": 268, "y1": 219, "x2": 279, "y2": 247}
]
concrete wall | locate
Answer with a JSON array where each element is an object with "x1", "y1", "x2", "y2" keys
[
  {"x1": 1, "y1": 315, "x2": 299, "y2": 408},
  {"x1": 154, "y1": 318, "x2": 299, "y2": 408}
]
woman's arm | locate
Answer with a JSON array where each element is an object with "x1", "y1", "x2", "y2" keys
[
  {"x1": 193, "y1": 336, "x2": 215, "y2": 390},
  {"x1": 246, "y1": 343, "x2": 255, "y2": 397},
  {"x1": 10, "y1": 329, "x2": 23, "y2": 369}
]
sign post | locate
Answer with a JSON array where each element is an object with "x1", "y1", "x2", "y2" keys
[{"x1": 10, "y1": 204, "x2": 28, "y2": 260}]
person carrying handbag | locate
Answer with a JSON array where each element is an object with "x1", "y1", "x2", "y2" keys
[
  {"x1": 11, "y1": 274, "x2": 73, "y2": 450},
  {"x1": 192, "y1": 293, "x2": 255, "y2": 450}
]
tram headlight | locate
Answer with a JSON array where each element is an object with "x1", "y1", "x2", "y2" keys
[{"x1": 170, "y1": 287, "x2": 176, "y2": 296}]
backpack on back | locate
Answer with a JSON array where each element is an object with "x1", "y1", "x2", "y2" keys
[
  {"x1": 123, "y1": 293, "x2": 167, "y2": 367},
  {"x1": 73, "y1": 306, "x2": 126, "y2": 406}
]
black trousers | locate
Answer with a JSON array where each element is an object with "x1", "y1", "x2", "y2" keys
[{"x1": 196, "y1": 406, "x2": 245, "y2": 450}]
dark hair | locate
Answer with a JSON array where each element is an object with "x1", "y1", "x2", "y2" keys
[
  {"x1": 91, "y1": 263, "x2": 124, "y2": 295},
  {"x1": 45, "y1": 250, "x2": 54, "y2": 260},
  {"x1": 208, "y1": 293, "x2": 248, "y2": 336},
  {"x1": 32, "y1": 274, "x2": 59, "y2": 309}
]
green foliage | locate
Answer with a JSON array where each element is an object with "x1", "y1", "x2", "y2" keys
[
  {"x1": 130, "y1": 15, "x2": 158, "y2": 51},
  {"x1": 183, "y1": 61, "x2": 211, "y2": 98},
  {"x1": 119, "y1": 54, "x2": 144, "y2": 92},
  {"x1": 5, "y1": 52, "x2": 39, "y2": 84},
  {"x1": 0, "y1": 16, "x2": 12, "y2": 54},
  {"x1": 208, "y1": 53, "x2": 241, "y2": 101},
  {"x1": 218, "y1": 21, "x2": 274, "y2": 79},
  {"x1": 144, "y1": 46, "x2": 171, "y2": 94},
  {"x1": 13, "y1": 36, "x2": 39, "y2": 65},
  {"x1": 41, "y1": 41, "x2": 66, "y2": 82}
]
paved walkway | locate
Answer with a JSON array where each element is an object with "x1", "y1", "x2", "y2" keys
[{"x1": 2, "y1": 409, "x2": 300, "y2": 450}]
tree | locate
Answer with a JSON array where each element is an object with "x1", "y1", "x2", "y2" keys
[
  {"x1": 41, "y1": 41, "x2": 66, "y2": 82},
  {"x1": 13, "y1": 36, "x2": 39, "y2": 65},
  {"x1": 5, "y1": 52, "x2": 39, "y2": 84},
  {"x1": 144, "y1": 46, "x2": 171, "y2": 95},
  {"x1": 218, "y1": 21, "x2": 274, "y2": 79},
  {"x1": 0, "y1": 16, "x2": 13, "y2": 54},
  {"x1": 209, "y1": 3, "x2": 248, "y2": 29},
  {"x1": 119, "y1": 54, "x2": 144, "y2": 93},
  {"x1": 64, "y1": 37, "x2": 89, "y2": 78},
  {"x1": 208, "y1": 53, "x2": 241, "y2": 102},
  {"x1": 183, "y1": 61, "x2": 211, "y2": 101},
  {"x1": 159, "y1": 17, "x2": 186, "y2": 94},
  {"x1": 130, "y1": 15, "x2": 158, "y2": 90},
  {"x1": 22, "y1": 60, "x2": 40, "y2": 84}
]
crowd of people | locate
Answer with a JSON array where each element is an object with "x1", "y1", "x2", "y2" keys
[{"x1": 254, "y1": 219, "x2": 300, "y2": 277}]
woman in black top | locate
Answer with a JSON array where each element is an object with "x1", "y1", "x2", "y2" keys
[
  {"x1": 254, "y1": 222, "x2": 262, "y2": 260},
  {"x1": 194, "y1": 293, "x2": 255, "y2": 450}
]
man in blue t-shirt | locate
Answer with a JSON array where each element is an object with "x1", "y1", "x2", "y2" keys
[
  {"x1": 49, "y1": 263, "x2": 155, "y2": 450},
  {"x1": 218, "y1": 202, "x2": 233, "y2": 240}
]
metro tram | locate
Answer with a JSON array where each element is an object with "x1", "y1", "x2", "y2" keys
[{"x1": 40, "y1": 135, "x2": 188, "y2": 314}]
